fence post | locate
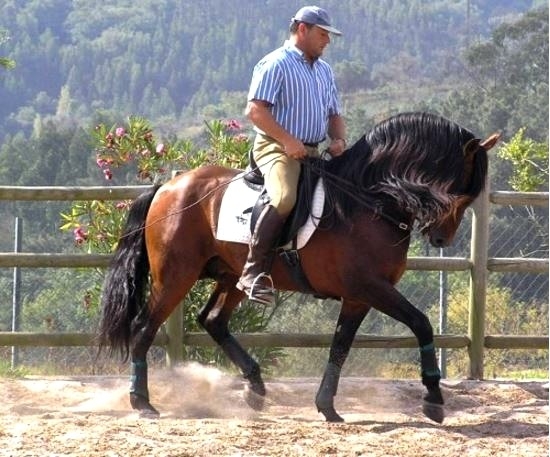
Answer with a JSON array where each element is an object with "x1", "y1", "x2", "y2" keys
[
  {"x1": 468, "y1": 184, "x2": 490, "y2": 379},
  {"x1": 11, "y1": 217, "x2": 22, "y2": 368},
  {"x1": 165, "y1": 303, "x2": 184, "y2": 367},
  {"x1": 439, "y1": 248, "x2": 448, "y2": 378}
]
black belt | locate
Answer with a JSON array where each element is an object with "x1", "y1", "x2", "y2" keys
[{"x1": 304, "y1": 142, "x2": 320, "y2": 148}]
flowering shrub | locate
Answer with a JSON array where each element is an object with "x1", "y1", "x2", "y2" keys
[
  {"x1": 61, "y1": 116, "x2": 250, "y2": 253},
  {"x1": 59, "y1": 116, "x2": 283, "y2": 368}
]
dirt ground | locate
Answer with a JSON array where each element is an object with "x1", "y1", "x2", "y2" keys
[{"x1": 0, "y1": 363, "x2": 547, "y2": 457}]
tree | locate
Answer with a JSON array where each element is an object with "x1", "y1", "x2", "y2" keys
[
  {"x1": 441, "y1": 7, "x2": 548, "y2": 142},
  {"x1": 0, "y1": 29, "x2": 15, "y2": 69},
  {"x1": 497, "y1": 128, "x2": 548, "y2": 192}
]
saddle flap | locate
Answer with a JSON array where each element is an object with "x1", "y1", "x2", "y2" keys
[
  {"x1": 216, "y1": 171, "x2": 325, "y2": 250},
  {"x1": 249, "y1": 166, "x2": 322, "y2": 246}
]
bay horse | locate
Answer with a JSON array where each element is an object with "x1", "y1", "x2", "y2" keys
[{"x1": 98, "y1": 112, "x2": 499, "y2": 423}]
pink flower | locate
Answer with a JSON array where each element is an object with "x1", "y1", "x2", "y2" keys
[
  {"x1": 96, "y1": 157, "x2": 109, "y2": 168},
  {"x1": 115, "y1": 201, "x2": 128, "y2": 210},
  {"x1": 224, "y1": 119, "x2": 242, "y2": 131},
  {"x1": 73, "y1": 227, "x2": 88, "y2": 244},
  {"x1": 155, "y1": 143, "x2": 166, "y2": 155},
  {"x1": 234, "y1": 133, "x2": 249, "y2": 143},
  {"x1": 103, "y1": 168, "x2": 113, "y2": 180},
  {"x1": 115, "y1": 127, "x2": 126, "y2": 137}
]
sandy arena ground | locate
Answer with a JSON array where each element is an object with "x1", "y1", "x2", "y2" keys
[{"x1": 0, "y1": 363, "x2": 547, "y2": 457}]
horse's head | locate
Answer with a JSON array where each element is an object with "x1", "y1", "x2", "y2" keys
[
  {"x1": 426, "y1": 132, "x2": 500, "y2": 247},
  {"x1": 320, "y1": 113, "x2": 501, "y2": 243}
]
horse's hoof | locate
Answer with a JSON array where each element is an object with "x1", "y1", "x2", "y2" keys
[
  {"x1": 319, "y1": 406, "x2": 345, "y2": 423},
  {"x1": 130, "y1": 393, "x2": 160, "y2": 418},
  {"x1": 139, "y1": 407, "x2": 160, "y2": 418},
  {"x1": 244, "y1": 384, "x2": 265, "y2": 411},
  {"x1": 422, "y1": 401, "x2": 445, "y2": 424}
]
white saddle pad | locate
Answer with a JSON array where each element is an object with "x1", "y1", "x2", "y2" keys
[{"x1": 216, "y1": 173, "x2": 325, "y2": 249}]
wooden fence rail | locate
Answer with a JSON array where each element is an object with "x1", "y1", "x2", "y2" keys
[{"x1": 0, "y1": 186, "x2": 547, "y2": 379}]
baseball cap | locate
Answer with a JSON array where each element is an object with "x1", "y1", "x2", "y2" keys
[{"x1": 292, "y1": 6, "x2": 342, "y2": 36}]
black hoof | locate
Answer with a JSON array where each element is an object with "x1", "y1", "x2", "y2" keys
[
  {"x1": 244, "y1": 384, "x2": 266, "y2": 411},
  {"x1": 422, "y1": 401, "x2": 445, "y2": 424},
  {"x1": 130, "y1": 393, "x2": 160, "y2": 418},
  {"x1": 319, "y1": 406, "x2": 344, "y2": 423}
]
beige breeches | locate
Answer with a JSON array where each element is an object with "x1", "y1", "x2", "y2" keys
[{"x1": 252, "y1": 134, "x2": 319, "y2": 217}]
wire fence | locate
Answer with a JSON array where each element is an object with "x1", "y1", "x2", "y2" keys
[{"x1": 0, "y1": 194, "x2": 547, "y2": 379}]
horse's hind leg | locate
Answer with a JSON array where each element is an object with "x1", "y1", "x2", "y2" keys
[
  {"x1": 128, "y1": 321, "x2": 162, "y2": 416},
  {"x1": 129, "y1": 277, "x2": 198, "y2": 417},
  {"x1": 198, "y1": 283, "x2": 266, "y2": 410},
  {"x1": 315, "y1": 299, "x2": 370, "y2": 422}
]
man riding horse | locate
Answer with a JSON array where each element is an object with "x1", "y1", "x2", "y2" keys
[{"x1": 237, "y1": 6, "x2": 347, "y2": 304}]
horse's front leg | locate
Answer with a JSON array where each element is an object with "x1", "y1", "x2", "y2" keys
[
  {"x1": 315, "y1": 299, "x2": 370, "y2": 422},
  {"x1": 419, "y1": 342, "x2": 444, "y2": 423},
  {"x1": 370, "y1": 282, "x2": 444, "y2": 423},
  {"x1": 198, "y1": 284, "x2": 266, "y2": 410}
]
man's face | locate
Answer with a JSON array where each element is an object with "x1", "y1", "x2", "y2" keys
[{"x1": 300, "y1": 24, "x2": 331, "y2": 61}]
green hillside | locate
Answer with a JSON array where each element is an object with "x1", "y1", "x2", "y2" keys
[{"x1": 0, "y1": 0, "x2": 543, "y2": 141}]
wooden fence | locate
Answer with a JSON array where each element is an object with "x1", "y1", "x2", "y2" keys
[{"x1": 0, "y1": 185, "x2": 547, "y2": 379}]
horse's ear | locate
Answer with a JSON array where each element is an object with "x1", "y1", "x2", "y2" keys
[
  {"x1": 463, "y1": 138, "x2": 480, "y2": 158},
  {"x1": 462, "y1": 138, "x2": 480, "y2": 157},
  {"x1": 480, "y1": 132, "x2": 501, "y2": 151}
]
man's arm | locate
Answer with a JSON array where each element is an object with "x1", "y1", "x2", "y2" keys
[
  {"x1": 246, "y1": 99, "x2": 307, "y2": 159},
  {"x1": 327, "y1": 114, "x2": 346, "y2": 157}
]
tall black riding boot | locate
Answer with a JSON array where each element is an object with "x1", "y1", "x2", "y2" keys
[{"x1": 237, "y1": 205, "x2": 285, "y2": 305}]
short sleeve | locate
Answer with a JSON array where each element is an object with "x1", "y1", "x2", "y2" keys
[{"x1": 247, "y1": 59, "x2": 283, "y2": 105}]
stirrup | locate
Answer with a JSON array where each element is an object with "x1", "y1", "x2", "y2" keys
[{"x1": 245, "y1": 273, "x2": 275, "y2": 304}]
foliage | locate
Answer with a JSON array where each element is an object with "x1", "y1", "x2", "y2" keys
[
  {"x1": 497, "y1": 128, "x2": 548, "y2": 192},
  {"x1": 60, "y1": 116, "x2": 249, "y2": 253},
  {"x1": 0, "y1": 0, "x2": 539, "y2": 139},
  {"x1": 431, "y1": 281, "x2": 548, "y2": 378},
  {"x1": 0, "y1": 29, "x2": 15, "y2": 70},
  {"x1": 0, "y1": 356, "x2": 29, "y2": 378},
  {"x1": 437, "y1": 7, "x2": 548, "y2": 144},
  {"x1": 21, "y1": 269, "x2": 98, "y2": 332}
]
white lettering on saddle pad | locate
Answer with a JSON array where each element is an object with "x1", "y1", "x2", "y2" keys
[{"x1": 216, "y1": 172, "x2": 325, "y2": 249}]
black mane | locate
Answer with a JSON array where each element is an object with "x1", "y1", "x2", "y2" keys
[{"x1": 313, "y1": 112, "x2": 487, "y2": 229}]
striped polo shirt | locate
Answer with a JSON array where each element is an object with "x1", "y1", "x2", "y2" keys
[{"x1": 247, "y1": 40, "x2": 341, "y2": 144}]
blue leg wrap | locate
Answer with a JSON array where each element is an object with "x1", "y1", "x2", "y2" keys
[
  {"x1": 420, "y1": 342, "x2": 435, "y2": 353},
  {"x1": 419, "y1": 344, "x2": 441, "y2": 380},
  {"x1": 130, "y1": 360, "x2": 149, "y2": 399}
]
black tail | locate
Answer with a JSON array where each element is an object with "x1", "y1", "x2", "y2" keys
[{"x1": 98, "y1": 185, "x2": 161, "y2": 360}]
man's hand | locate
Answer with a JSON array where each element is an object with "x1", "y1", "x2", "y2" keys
[
  {"x1": 327, "y1": 138, "x2": 346, "y2": 157},
  {"x1": 283, "y1": 137, "x2": 308, "y2": 160}
]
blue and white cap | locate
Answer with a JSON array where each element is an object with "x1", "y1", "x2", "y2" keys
[{"x1": 292, "y1": 6, "x2": 342, "y2": 36}]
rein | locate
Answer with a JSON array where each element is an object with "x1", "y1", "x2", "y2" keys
[
  {"x1": 119, "y1": 155, "x2": 412, "y2": 240},
  {"x1": 302, "y1": 158, "x2": 411, "y2": 232}
]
